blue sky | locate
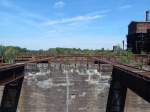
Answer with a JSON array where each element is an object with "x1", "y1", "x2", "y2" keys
[{"x1": 0, "y1": 0, "x2": 149, "y2": 50}]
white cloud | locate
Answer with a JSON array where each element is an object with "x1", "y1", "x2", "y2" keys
[
  {"x1": 45, "y1": 15, "x2": 105, "y2": 26},
  {"x1": 54, "y1": 1, "x2": 65, "y2": 8},
  {"x1": 88, "y1": 9, "x2": 111, "y2": 15},
  {"x1": 119, "y1": 4, "x2": 132, "y2": 10}
]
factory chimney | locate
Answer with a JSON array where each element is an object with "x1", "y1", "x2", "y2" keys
[{"x1": 146, "y1": 11, "x2": 150, "y2": 21}]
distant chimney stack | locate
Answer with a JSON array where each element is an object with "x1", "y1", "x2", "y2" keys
[{"x1": 146, "y1": 11, "x2": 150, "y2": 21}]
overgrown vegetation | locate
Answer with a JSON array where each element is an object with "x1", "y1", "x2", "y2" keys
[
  {"x1": 0, "y1": 45, "x2": 146, "y2": 68},
  {"x1": 0, "y1": 45, "x2": 107, "y2": 63},
  {"x1": 64, "y1": 58, "x2": 71, "y2": 65},
  {"x1": 118, "y1": 50, "x2": 133, "y2": 64},
  {"x1": 0, "y1": 45, "x2": 27, "y2": 63}
]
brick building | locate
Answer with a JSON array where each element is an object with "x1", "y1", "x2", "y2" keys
[{"x1": 127, "y1": 11, "x2": 150, "y2": 54}]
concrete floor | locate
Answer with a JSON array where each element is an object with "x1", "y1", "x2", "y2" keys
[
  {"x1": 17, "y1": 63, "x2": 150, "y2": 112},
  {"x1": 19, "y1": 63, "x2": 109, "y2": 112}
]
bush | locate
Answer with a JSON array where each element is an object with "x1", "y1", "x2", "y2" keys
[{"x1": 4, "y1": 48, "x2": 19, "y2": 64}]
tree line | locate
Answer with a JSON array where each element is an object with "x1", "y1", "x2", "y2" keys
[
  {"x1": 0, "y1": 45, "x2": 107, "y2": 63},
  {"x1": 0, "y1": 45, "x2": 138, "y2": 66}
]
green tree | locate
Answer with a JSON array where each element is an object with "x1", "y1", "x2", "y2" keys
[
  {"x1": 4, "y1": 47, "x2": 19, "y2": 64},
  {"x1": 0, "y1": 45, "x2": 5, "y2": 62}
]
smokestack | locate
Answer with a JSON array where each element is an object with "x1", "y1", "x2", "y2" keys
[{"x1": 146, "y1": 11, "x2": 150, "y2": 21}]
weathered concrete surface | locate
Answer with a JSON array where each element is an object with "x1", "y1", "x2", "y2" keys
[
  {"x1": 19, "y1": 63, "x2": 110, "y2": 112},
  {"x1": 17, "y1": 63, "x2": 150, "y2": 112},
  {"x1": 124, "y1": 89, "x2": 150, "y2": 112}
]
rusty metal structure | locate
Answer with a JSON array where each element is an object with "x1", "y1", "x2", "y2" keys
[
  {"x1": 127, "y1": 11, "x2": 150, "y2": 54},
  {"x1": 0, "y1": 55, "x2": 149, "y2": 112},
  {"x1": 94, "y1": 58, "x2": 150, "y2": 112},
  {"x1": 0, "y1": 57, "x2": 54, "y2": 112}
]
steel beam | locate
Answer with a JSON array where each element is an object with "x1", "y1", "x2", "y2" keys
[
  {"x1": 106, "y1": 66, "x2": 150, "y2": 112},
  {"x1": 0, "y1": 77, "x2": 24, "y2": 112},
  {"x1": 113, "y1": 67, "x2": 150, "y2": 103},
  {"x1": 106, "y1": 68, "x2": 127, "y2": 112},
  {"x1": 0, "y1": 64, "x2": 24, "y2": 112},
  {"x1": 0, "y1": 65, "x2": 24, "y2": 85}
]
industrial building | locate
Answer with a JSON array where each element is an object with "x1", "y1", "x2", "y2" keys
[{"x1": 127, "y1": 11, "x2": 150, "y2": 54}]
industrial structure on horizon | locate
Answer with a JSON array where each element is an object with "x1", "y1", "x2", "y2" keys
[{"x1": 127, "y1": 11, "x2": 150, "y2": 54}]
